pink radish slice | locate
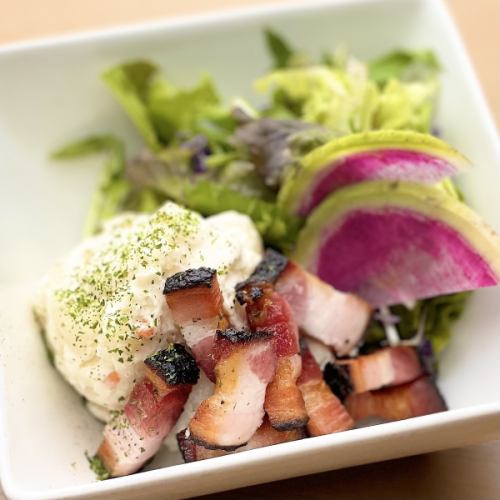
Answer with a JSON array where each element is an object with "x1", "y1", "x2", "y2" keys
[
  {"x1": 298, "y1": 149, "x2": 458, "y2": 217},
  {"x1": 278, "y1": 130, "x2": 470, "y2": 217},
  {"x1": 294, "y1": 181, "x2": 500, "y2": 307}
]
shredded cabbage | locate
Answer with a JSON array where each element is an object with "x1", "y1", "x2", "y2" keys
[{"x1": 256, "y1": 64, "x2": 438, "y2": 134}]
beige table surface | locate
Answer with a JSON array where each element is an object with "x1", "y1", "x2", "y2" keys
[{"x1": 1, "y1": 1, "x2": 499, "y2": 499}]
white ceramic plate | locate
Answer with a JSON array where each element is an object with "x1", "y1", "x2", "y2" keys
[{"x1": 1, "y1": 0, "x2": 500, "y2": 498}]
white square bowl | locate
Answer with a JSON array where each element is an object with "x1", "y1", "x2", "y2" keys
[{"x1": 1, "y1": 0, "x2": 500, "y2": 498}]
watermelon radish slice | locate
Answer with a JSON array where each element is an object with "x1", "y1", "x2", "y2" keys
[
  {"x1": 293, "y1": 181, "x2": 500, "y2": 306},
  {"x1": 278, "y1": 130, "x2": 470, "y2": 217}
]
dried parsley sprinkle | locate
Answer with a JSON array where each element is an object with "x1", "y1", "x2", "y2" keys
[
  {"x1": 85, "y1": 452, "x2": 110, "y2": 481},
  {"x1": 53, "y1": 205, "x2": 200, "y2": 361}
]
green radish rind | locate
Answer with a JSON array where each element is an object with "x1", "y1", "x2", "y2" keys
[{"x1": 278, "y1": 130, "x2": 471, "y2": 215}]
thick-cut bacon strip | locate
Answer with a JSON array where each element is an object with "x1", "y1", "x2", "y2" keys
[
  {"x1": 345, "y1": 376, "x2": 447, "y2": 422},
  {"x1": 239, "y1": 416, "x2": 306, "y2": 449},
  {"x1": 297, "y1": 343, "x2": 353, "y2": 436},
  {"x1": 264, "y1": 354, "x2": 308, "y2": 430},
  {"x1": 177, "y1": 417, "x2": 305, "y2": 462},
  {"x1": 339, "y1": 346, "x2": 424, "y2": 394},
  {"x1": 177, "y1": 431, "x2": 227, "y2": 462},
  {"x1": 276, "y1": 261, "x2": 372, "y2": 355},
  {"x1": 96, "y1": 345, "x2": 199, "y2": 477},
  {"x1": 188, "y1": 329, "x2": 276, "y2": 450},
  {"x1": 237, "y1": 249, "x2": 372, "y2": 356},
  {"x1": 237, "y1": 283, "x2": 308, "y2": 430},
  {"x1": 164, "y1": 267, "x2": 228, "y2": 381}
]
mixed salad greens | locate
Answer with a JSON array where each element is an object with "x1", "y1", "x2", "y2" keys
[{"x1": 53, "y1": 29, "x2": 468, "y2": 357}]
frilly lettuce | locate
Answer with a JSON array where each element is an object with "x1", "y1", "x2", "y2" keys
[
  {"x1": 126, "y1": 149, "x2": 300, "y2": 249},
  {"x1": 373, "y1": 78, "x2": 438, "y2": 132},
  {"x1": 368, "y1": 49, "x2": 440, "y2": 86},
  {"x1": 146, "y1": 75, "x2": 221, "y2": 144},
  {"x1": 102, "y1": 61, "x2": 234, "y2": 152},
  {"x1": 102, "y1": 61, "x2": 160, "y2": 151},
  {"x1": 256, "y1": 65, "x2": 378, "y2": 134},
  {"x1": 256, "y1": 61, "x2": 438, "y2": 134}
]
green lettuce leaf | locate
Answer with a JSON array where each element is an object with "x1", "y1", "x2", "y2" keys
[
  {"x1": 256, "y1": 65, "x2": 380, "y2": 134},
  {"x1": 182, "y1": 181, "x2": 302, "y2": 250},
  {"x1": 127, "y1": 149, "x2": 300, "y2": 249},
  {"x1": 256, "y1": 61, "x2": 438, "y2": 134},
  {"x1": 146, "y1": 75, "x2": 221, "y2": 144},
  {"x1": 264, "y1": 28, "x2": 311, "y2": 69},
  {"x1": 264, "y1": 28, "x2": 295, "y2": 69},
  {"x1": 373, "y1": 78, "x2": 438, "y2": 132},
  {"x1": 102, "y1": 62, "x2": 233, "y2": 152},
  {"x1": 52, "y1": 135, "x2": 131, "y2": 236},
  {"x1": 369, "y1": 49, "x2": 440, "y2": 86},
  {"x1": 102, "y1": 61, "x2": 160, "y2": 151}
]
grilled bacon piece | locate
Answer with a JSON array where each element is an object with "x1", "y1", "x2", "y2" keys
[
  {"x1": 177, "y1": 430, "x2": 226, "y2": 462},
  {"x1": 164, "y1": 267, "x2": 228, "y2": 381},
  {"x1": 345, "y1": 376, "x2": 447, "y2": 422},
  {"x1": 276, "y1": 260, "x2": 372, "y2": 356},
  {"x1": 96, "y1": 345, "x2": 199, "y2": 477},
  {"x1": 265, "y1": 354, "x2": 308, "y2": 430},
  {"x1": 339, "y1": 346, "x2": 424, "y2": 394},
  {"x1": 237, "y1": 249, "x2": 371, "y2": 356},
  {"x1": 238, "y1": 282, "x2": 308, "y2": 430},
  {"x1": 323, "y1": 362, "x2": 353, "y2": 402},
  {"x1": 188, "y1": 328, "x2": 276, "y2": 450},
  {"x1": 297, "y1": 343, "x2": 353, "y2": 436},
  {"x1": 177, "y1": 417, "x2": 305, "y2": 462}
]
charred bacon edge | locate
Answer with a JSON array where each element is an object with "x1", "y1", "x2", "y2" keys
[
  {"x1": 323, "y1": 362, "x2": 353, "y2": 402},
  {"x1": 144, "y1": 343, "x2": 200, "y2": 386},
  {"x1": 177, "y1": 430, "x2": 198, "y2": 463},
  {"x1": 163, "y1": 267, "x2": 217, "y2": 295},
  {"x1": 216, "y1": 328, "x2": 272, "y2": 344},
  {"x1": 176, "y1": 423, "x2": 307, "y2": 463},
  {"x1": 188, "y1": 433, "x2": 245, "y2": 452},
  {"x1": 163, "y1": 268, "x2": 227, "y2": 382},
  {"x1": 235, "y1": 249, "x2": 288, "y2": 304},
  {"x1": 269, "y1": 418, "x2": 309, "y2": 432}
]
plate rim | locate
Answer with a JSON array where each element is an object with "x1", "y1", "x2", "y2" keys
[{"x1": 2, "y1": 0, "x2": 500, "y2": 497}]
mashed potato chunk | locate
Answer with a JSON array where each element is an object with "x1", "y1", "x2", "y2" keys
[{"x1": 35, "y1": 202, "x2": 262, "y2": 414}]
